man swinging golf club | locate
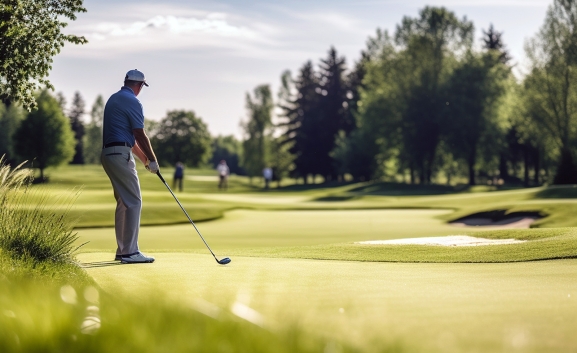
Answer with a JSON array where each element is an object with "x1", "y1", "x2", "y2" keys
[{"x1": 101, "y1": 69, "x2": 158, "y2": 264}]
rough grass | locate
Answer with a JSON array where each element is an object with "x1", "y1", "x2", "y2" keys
[
  {"x1": 0, "y1": 159, "x2": 81, "y2": 263},
  {"x1": 0, "y1": 252, "x2": 364, "y2": 353}
]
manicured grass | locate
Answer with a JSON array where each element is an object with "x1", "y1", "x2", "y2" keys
[
  {"x1": 75, "y1": 209, "x2": 457, "y2": 251},
  {"x1": 78, "y1": 252, "x2": 577, "y2": 353},
  {"x1": 76, "y1": 210, "x2": 577, "y2": 263},
  {"x1": 25, "y1": 165, "x2": 577, "y2": 230},
  {"x1": 5, "y1": 165, "x2": 577, "y2": 352}
]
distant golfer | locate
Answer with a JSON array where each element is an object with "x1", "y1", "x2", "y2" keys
[
  {"x1": 101, "y1": 69, "x2": 159, "y2": 264},
  {"x1": 173, "y1": 161, "x2": 184, "y2": 192},
  {"x1": 263, "y1": 167, "x2": 272, "y2": 189},
  {"x1": 217, "y1": 160, "x2": 229, "y2": 190}
]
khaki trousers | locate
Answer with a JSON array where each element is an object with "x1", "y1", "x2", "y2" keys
[{"x1": 101, "y1": 146, "x2": 141, "y2": 256}]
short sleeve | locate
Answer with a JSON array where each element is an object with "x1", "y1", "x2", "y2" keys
[{"x1": 126, "y1": 99, "x2": 145, "y2": 129}]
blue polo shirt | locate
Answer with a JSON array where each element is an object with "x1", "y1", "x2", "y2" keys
[{"x1": 102, "y1": 86, "x2": 145, "y2": 147}]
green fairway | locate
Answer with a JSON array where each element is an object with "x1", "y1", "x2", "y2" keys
[
  {"x1": 78, "y1": 252, "x2": 577, "y2": 353},
  {"x1": 76, "y1": 209, "x2": 457, "y2": 251},
  {"x1": 25, "y1": 166, "x2": 577, "y2": 231},
  {"x1": 17, "y1": 165, "x2": 577, "y2": 351},
  {"x1": 76, "y1": 209, "x2": 577, "y2": 263}
]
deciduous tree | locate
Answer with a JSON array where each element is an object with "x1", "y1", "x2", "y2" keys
[
  {"x1": 13, "y1": 90, "x2": 75, "y2": 180},
  {"x1": 83, "y1": 95, "x2": 104, "y2": 164},
  {"x1": 0, "y1": 0, "x2": 87, "y2": 109},
  {"x1": 152, "y1": 110, "x2": 212, "y2": 168}
]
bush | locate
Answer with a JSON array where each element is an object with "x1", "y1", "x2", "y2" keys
[{"x1": 0, "y1": 156, "x2": 80, "y2": 263}]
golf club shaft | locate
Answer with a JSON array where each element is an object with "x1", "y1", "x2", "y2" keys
[{"x1": 156, "y1": 171, "x2": 219, "y2": 261}]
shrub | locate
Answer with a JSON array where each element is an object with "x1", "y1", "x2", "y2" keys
[{"x1": 0, "y1": 156, "x2": 80, "y2": 263}]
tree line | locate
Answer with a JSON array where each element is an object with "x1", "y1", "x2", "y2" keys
[
  {"x1": 0, "y1": 91, "x2": 220, "y2": 180},
  {"x1": 3, "y1": 1, "x2": 577, "y2": 187},
  {"x1": 239, "y1": 2, "x2": 577, "y2": 186}
]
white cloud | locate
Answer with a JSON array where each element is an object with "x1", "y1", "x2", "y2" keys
[
  {"x1": 63, "y1": 9, "x2": 276, "y2": 58},
  {"x1": 94, "y1": 14, "x2": 254, "y2": 38}
]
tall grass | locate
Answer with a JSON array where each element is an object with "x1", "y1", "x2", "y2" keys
[
  {"x1": 0, "y1": 157, "x2": 80, "y2": 263},
  {"x1": 0, "y1": 274, "x2": 367, "y2": 353}
]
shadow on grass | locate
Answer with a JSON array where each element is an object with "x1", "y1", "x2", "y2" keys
[
  {"x1": 270, "y1": 181, "x2": 358, "y2": 192},
  {"x1": 79, "y1": 261, "x2": 122, "y2": 268},
  {"x1": 533, "y1": 185, "x2": 577, "y2": 199}
]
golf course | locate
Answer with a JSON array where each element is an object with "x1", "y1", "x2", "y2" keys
[{"x1": 10, "y1": 164, "x2": 573, "y2": 352}]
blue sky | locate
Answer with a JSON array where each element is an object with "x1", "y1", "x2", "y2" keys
[{"x1": 49, "y1": 0, "x2": 550, "y2": 137}]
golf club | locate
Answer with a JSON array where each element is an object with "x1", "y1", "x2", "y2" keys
[{"x1": 156, "y1": 171, "x2": 231, "y2": 265}]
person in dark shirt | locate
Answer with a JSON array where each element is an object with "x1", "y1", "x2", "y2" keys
[{"x1": 173, "y1": 161, "x2": 184, "y2": 192}]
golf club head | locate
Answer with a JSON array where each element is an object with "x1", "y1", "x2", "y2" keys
[{"x1": 218, "y1": 257, "x2": 231, "y2": 265}]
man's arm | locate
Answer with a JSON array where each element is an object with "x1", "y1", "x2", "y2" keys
[
  {"x1": 131, "y1": 143, "x2": 148, "y2": 165},
  {"x1": 132, "y1": 128, "x2": 157, "y2": 163}
]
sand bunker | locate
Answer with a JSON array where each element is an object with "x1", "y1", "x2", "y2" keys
[
  {"x1": 450, "y1": 211, "x2": 542, "y2": 229},
  {"x1": 356, "y1": 235, "x2": 526, "y2": 247}
]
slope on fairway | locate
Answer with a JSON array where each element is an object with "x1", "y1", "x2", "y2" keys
[
  {"x1": 75, "y1": 209, "x2": 460, "y2": 251},
  {"x1": 78, "y1": 252, "x2": 577, "y2": 353},
  {"x1": 76, "y1": 209, "x2": 577, "y2": 262}
]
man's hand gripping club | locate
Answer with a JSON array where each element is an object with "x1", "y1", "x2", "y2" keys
[{"x1": 132, "y1": 128, "x2": 159, "y2": 174}]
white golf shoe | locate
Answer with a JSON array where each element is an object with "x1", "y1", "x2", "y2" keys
[{"x1": 120, "y1": 252, "x2": 155, "y2": 264}]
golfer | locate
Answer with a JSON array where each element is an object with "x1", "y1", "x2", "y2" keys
[
  {"x1": 217, "y1": 160, "x2": 229, "y2": 190},
  {"x1": 101, "y1": 69, "x2": 159, "y2": 264}
]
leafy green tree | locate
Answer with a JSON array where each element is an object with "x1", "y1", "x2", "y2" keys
[
  {"x1": 83, "y1": 95, "x2": 104, "y2": 164},
  {"x1": 13, "y1": 90, "x2": 75, "y2": 180},
  {"x1": 523, "y1": 0, "x2": 577, "y2": 184},
  {"x1": 394, "y1": 6, "x2": 474, "y2": 183},
  {"x1": 152, "y1": 110, "x2": 212, "y2": 168},
  {"x1": 241, "y1": 85, "x2": 273, "y2": 181},
  {"x1": 68, "y1": 91, "x2": 85, "y2": 164},
  {"x1": 443, "y1": 52, "x2": 509, "y2": 185},
  {"x1": 334, "y1": 29, "x2": 397, "y2": 181},
  {"x1": 0, "y1": 102, "x2": 24, "y2": 163},
  {"x1": 332, "y1": 128, "x2": 380, "y2": 181},
  {"x1": 356, "y1": 31, "x2": 413, "y2": 180},
  {"x1": 0, "y1": 0, "x2": 87, "y2": 109},
  {"x1": 270, "y1": 136, "x2": 294, "y2": 187},
  {"x1": 210, "y1": 135, "x2": 244, "y2": 175}
]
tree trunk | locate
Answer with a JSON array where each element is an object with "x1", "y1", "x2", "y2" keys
[
  {"x1": 40, "y1": 167, "x2": 44, "y2": 182},
  {"x1": 468, "y1": 161, "x2": 475, "y2": 186},
  {"x1": 553, "y1": 148, "x2": 577, "y2": 184},
  {"x1": 523, "y1": 145, "x2": 530, "y2": 187},
  {"x1": 533, "y1": 148, "x2": 540, "y2": 185},
  {"x1": 499, "y1": 153, "x2": 508, "y2": 180}
]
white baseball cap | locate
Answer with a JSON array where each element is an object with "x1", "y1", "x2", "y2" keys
[{"x1": 125, "y1": 69, "x2": 149, "y2": 86}]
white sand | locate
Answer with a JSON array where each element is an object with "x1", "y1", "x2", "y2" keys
[{"x1": 356, "y1": 235, "x2": 526, "y2": 247}]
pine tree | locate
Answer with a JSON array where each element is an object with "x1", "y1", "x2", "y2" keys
[
  {"x1": 483, "y1": 24, "x2": 511, "y2": 64},
  {"x1": 315, "y1": 47, "x2": 350, "y2": 180},
  {"x1": 68, "y1": 91, "x2": 85, "y2": 164},
  {"x1": 278, "y1": 62, "x2": 320, "y2": 183}
]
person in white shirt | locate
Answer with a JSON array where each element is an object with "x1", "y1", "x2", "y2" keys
[{"x1": 216, "y1": 160, "x2": 230, "y2": 190}]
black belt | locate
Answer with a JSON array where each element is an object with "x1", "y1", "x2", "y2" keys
[{"x1": 103, "y1": 141, "x2": 132, "y2": 148}]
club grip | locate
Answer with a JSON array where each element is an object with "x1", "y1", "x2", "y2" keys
[{"x1": 157, "y1": 171, "x2": 166, "y2": 184}]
